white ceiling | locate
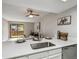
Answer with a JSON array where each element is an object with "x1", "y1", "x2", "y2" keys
[
  {"x1": 2, "y1": 0, "x2": 77, "y2": 22},
  {"x1": 2, "y1": 3, "x2": 49, "y2": 22}
]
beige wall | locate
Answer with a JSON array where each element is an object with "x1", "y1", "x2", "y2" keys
[
  {"x1": 40, "y1": 14, "x2": 57, "y2": 37},
  {"x1": 2, "y1": 20, "x2": 34, "y2": 41},
  {"x1": 2, "y1": 19, "x2": 9, "y2": 41},
  {"x1": 56, "y1": 6, "x2": 77, "y2": 37},
  {"x1": 40, "y1": 6, "x2": 77, "y2": 38}
]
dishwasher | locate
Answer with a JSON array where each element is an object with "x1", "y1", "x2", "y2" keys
[{"x1": 62, "y1": 44, "x2": 77, "y2": 59}]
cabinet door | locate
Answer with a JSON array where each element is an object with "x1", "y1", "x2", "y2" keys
[
  {"x1": 48, "y1": 48, "x2": 62, "y2": 56},
  {"x1": 29, "y1": 51, "x2": 48, "y2": 59},
  {"x1": 29, "y1": 53, "x2": 41, "y2": 59},
  {"x1": 48, "y1": 53, "x2": 62, "y2": 59},
  {"x1": 15, "y1": 56, "x2": 28, "y2": 59},
  {"x1": 41, "y1": 57, "x2": 48, "y2": 59},
  {"x1": 40, "y1": 51, "x2": 49, "y2": 58}
]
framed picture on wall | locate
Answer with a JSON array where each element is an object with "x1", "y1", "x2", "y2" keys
[
  {"x1": 10, "y1": 24, "x2": 18, "y2": 38},
  {"x1": 57, "y1": 16, "x2": 71, "y2": 25},
  {"x1": 10, "y1": 24, "x2": 24, "y2": 38}
]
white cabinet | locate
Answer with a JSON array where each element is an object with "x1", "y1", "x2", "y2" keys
[
  {"x1": 40, "y1": 51, "x2": 49, "y2": 58},
  {"x1": 29, "y1": 48, "x2": 62, "y2": 59},
  {"x1": 48, "y1": 48, "x2": 62, "y2": 55},
  {"x1": 15, "y1": 48, "x2": 62, "y2": 59},
  {"x1": 41, "y1": 53, "x2": 62, "y2": 59},
  {"x1": 29, "y1": 53, "x2": 41, "y2": 59},
  {"x1": 48, "y1": 53, "x2": 62, "y2": 59},
  {"x1": 29, "y1": 51, "x2": 48, "y2": 59}
]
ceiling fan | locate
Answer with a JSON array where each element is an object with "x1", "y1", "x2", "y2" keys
[{"x1": 25, "y1": 8, "x2": 39, "y2": 18}]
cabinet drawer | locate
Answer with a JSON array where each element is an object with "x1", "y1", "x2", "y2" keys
[
  {"x1": 48, "y1": 53, "x2": 62, "y2": 59},
  {"x1": 48, "y1": 48, "x2": 62, "y2": 55},
  {"x1": 29, "y1": 53, "x2": 41, "y2": 59},
  {"x1": 42, "y1": 57, "x2": 48, "y2": 59},
  {"x1": 40, "y1": 51, "x2": 48, "y2": 58},
  {"x1": 15, "y1": 56, "x2": 28, "y2": 59},
  {"x1": 29, "y1": 51, "x2": 48, "y2": 59}
]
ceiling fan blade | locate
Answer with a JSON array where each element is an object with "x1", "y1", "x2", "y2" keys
[
  {"x1": 25, "y1": 8, "x2": 39, "y2": 17},
  {"x1": 31, "y1": 13, "x2": 39, "y2": 16}
]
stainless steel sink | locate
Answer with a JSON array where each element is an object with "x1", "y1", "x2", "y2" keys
[{"x1": 30, "y1": 42, "x2": 55, "y2": 49}]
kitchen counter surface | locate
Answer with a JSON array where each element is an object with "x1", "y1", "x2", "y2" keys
[{"x1": 2, "y1": 38, "x2": 77, "y2": 59}]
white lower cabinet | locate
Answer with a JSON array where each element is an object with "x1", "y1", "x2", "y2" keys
[
  {"x1": 15, "y1": 56, "x2": 28, "y2": 59},
  {"x1": 15, "y1": 48, "x2": 62, "y2": 59},
  {"x1": 48, "y1": 53, "x2": 62, "y2": 59},
  {"x1": 29, "y1": 51, "x2": 48, "y2": 59},
  {"x1": 41, "y1": 53, "x2": 62, "y2": 59},
  {"x1": 28, "y1": 53, "x2": 41, "y2": 59}
]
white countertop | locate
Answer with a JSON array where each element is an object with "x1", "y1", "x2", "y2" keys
[{"x1": 2, "y1": 38, "x2": 77, "y2": 59}]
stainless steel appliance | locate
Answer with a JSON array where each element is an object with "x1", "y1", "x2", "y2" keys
[{"x1": 62, "y1": 44, "x2": 77, "y2": 59}]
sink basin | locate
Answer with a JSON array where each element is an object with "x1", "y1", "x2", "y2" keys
[{"x1": 30, "y1": 42, "x2": 55, "y2": 49}]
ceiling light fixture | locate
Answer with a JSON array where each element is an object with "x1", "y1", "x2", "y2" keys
[
  {"x1": 29, "y1": 15, "x2": 33, "y2": 18},
  {"x1": 61, "y1": 0, "x2": 67, "y2": 2}
]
